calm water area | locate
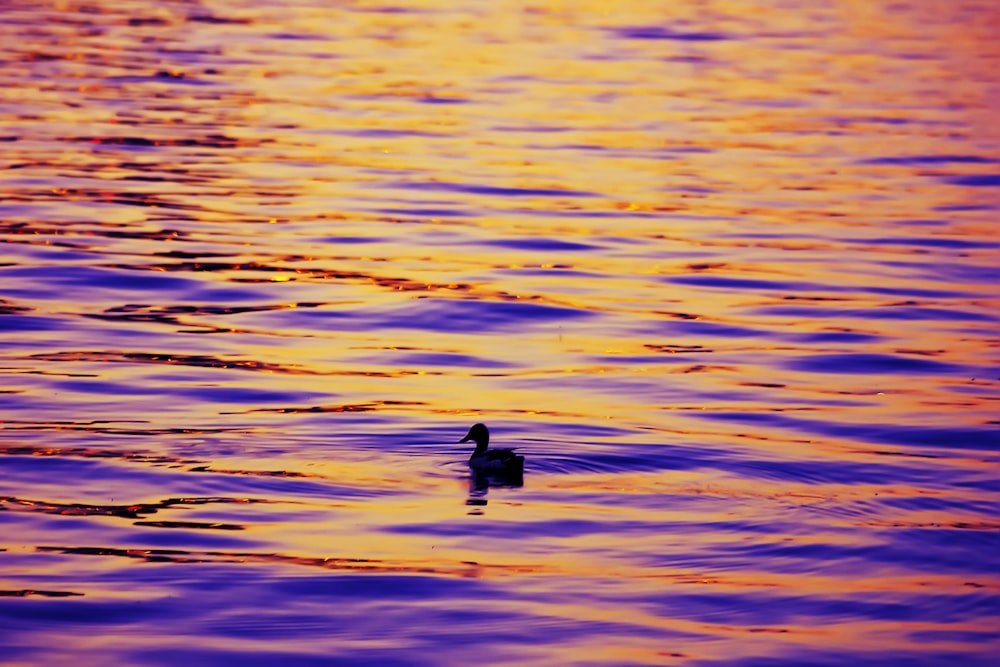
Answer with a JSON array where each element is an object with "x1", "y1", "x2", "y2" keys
[{"x1": 1, "y1": 1, "x2": 999, "y2": 665}]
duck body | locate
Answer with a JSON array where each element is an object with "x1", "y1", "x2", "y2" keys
[{"x1": 460, "y1": 423, "x2": 524, "y2": 474}]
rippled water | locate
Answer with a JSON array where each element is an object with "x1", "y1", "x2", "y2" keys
[{"x1": 2, "y1": 1, "x2": 999, "y2": 665}]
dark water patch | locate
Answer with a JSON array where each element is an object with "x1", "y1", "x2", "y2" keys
[
  {"x1": 185, "y1": 11, "x2": 252, "y2": 25},
  {"x1": 0, "y1": 588, "x2": 172, "y2": 629},
  {"x1": 153, "y1": 250, "x2": 239, "y2": 260},
  {"x1": 135, "y1": 647, "x2": 436, "y2": 667},
  {"x1": 702, "y1": 646, "x2": 1000, "y2": 667},
  {"x1": 517, "y1": 421, "x2": 634, "y2": 442},
  {"x1": 532, "y1": 452, "x2": 676, "y2": 476},
  {"x1": 383, "y1": 517, "x2": 662, "y2": 540},
  {"x1": 949, "y1": 381, "x2": 1000, "y2": 399},
  {"x1": 417, "y1": 96, "x2": 468, "y2": 105},
  {"x1": 31, "y1": 350, "x2": 319, "y2": 375},
  {"x1": 83, "y1": 303, "x2": 324, "y2": 333},
  {"x1": 583, "y1": 353, "x2": 711, "y2": 367},
  {"x1": 754, "y1": 304, "x2": 996, "y2": 322},
  {"x1": 862, "y1": 285, "x2": 975, "y2": 298},
  {"x1": 77, "y1": 133, "x2": 252, "y2": 149},
  {"x1": 828, "y1": 115, "x2": 917, "y2": 127},
  {"x1": 0, "y1": 423, "x2": 238, "y2": 439},
  {"x1": 187, "y1": 464, "x2": 313, "y2": 479},
  {"x1": 858, "y1": 518, "x2": 1000, "y2": 531},
  {"x1": 914, "y1": 259, "x2": 1000, "y2": 284},
  {"x1": 861, "y1": 448, "x2": 945, "y2": 461},
  {"x1": 492, "y1": 125, "x2": 572, "y2": 133},
  {"x1": 503, "y1": 373, "x2": 701, "y2": 410},
  {"x1": 183, "y1": 385, "x2": 328, "y2": 404},
  {"x1": 44, "y1": 378, "x2": 315, "y2": 405},
  {"x1": 644, "y1": 317, "x2": 770, "y2": 339},
  {"x1": 350, "y1": 5, "x2": 428, "y2": 14},
  {"x1": 675, "y1": 363, "x2": 739, "y2": 374},
  {"x1": 512, "y1": 436, "x2": 742, "y2": 476},
  {"x1": 45, "y1": 378, "x2": 174, "y2": 397},
  {"x1": 336, "y1": 128, "x2": 448, "y2": 138},
  {"x1": 644, "y1": 343, "x2": 714, "y2": 353},
  {"x1": 133, "y1": 520, "x2": 244, "y2": 531},
  {"x1": 116, "y1": 259, "x2": 480, "y2": 297},
  {"x1": 287, "y1": 298, "x2": 593, "y2": 334},
  {"x1": 795, "y1": 330, "x2": 883, "y2": 344},
  {"x1": 0, "y1": 589, "x2": 84, "y2": 598},
  {"x1": 0, "y1": 299, "x2": 32, "y2": 315},
  {"x1": 1, "y1": 496, "x2": 262, "y2": 521},
  {"x1": 3, "y1": 220, "x2": 191, "y2": 243},
  {"x1": 320, "y1": 235, "x2": 380, "y2": 244},
  {"x1": 860, "y1": 236, "x2": 998, "y2": 250},
  {"x1": 662, "y1": 310, "x2": 723, "y2": 322},
  {"x1": 147, "y1": 466, "x2": 386, "y2": 501},
  {"x1": 861, "y1": 155, "x2": 998, "y2": 166},
  {"x1": 890, "y1": 527, "x2": 1000, "y2": 572},
  {"x1": 109, "y1": 578, "x2": 680, "y2": 667},
  {"x1": 387, "y1": 180, "x2": 600, "y2": 198},
  {"x1": 956, "y1": 476, "x2": 1000, "y2": 495},
  {"x1": 895, "y1": 218, "x2": 950, "y2": 227},
  {"x1": 0, "y1": 442, "x2": 185, "y2": 468},
  {"x1": 909, "y1": 629, "x2": 1000, "y2": 644},
  {"x1": 227, "y1": 400, "x2": 425, "y2": 416},
  {"x1": 512, "y1": 208, "x2": 669, "y2": 220},
  {"x1": 134, "y1": 647, "x2": 429, "y2": 667},
  {"x1": 374, "y1": 207, "x2": 473, "y2": 218},
  {"x1": 933, "y1": 203, "x2": 997, "y2": 212},
  {"x1": 394, "y1": 352, "x2": 515, "y2": 369},
  {"x1": 640, "y1": 587, "x2": 934, "y2": 626},
  {"x1": 663, "y1": 184, "x2": 720, "y2": 195},
  {"x1": 5, "y1": 187, "x2": 208, "y2": 212},
  {"x1": 266, "y1": 31, "x2": 331, "y2": 41},
  {"x1": 615, "y1": 26, "x2": 730, "y2": 41},
  {"x1": 498, "y1": 265, "x2": 590, "y2": 276},
  {"x1": 698, "y1": 410, "x2": 1000, "y2": 454},
  {"x1": 277, "y1": 572, "x2": 516, "y2": 604},
  {"x1": 785, "y1": 352, "x2": 969, "y2": 375},
  {"x1": 482, "y1": 238, "x2": 599, "y2": 252},
  {"x1": 716, "y1": 452, "x2": 945, "y2": 487},
  {"x1": 0, "y1": 265, "x2": 197, "y2": 292},
  {"x1": 665, "y1": 274, "x2": 831, "y2": 292},
  {"x1": 0, "y1": 314, "x2": 67, "y2": 332},
  {"x1": 945, "y1": 174, "x2": 1000, "y2": 187},
  {"x1": 30, "y1": 546, "x2": 537, "y2": 579},
  {"x1": 662, "y1": 538, "x2": 1000, "y2": 578}
]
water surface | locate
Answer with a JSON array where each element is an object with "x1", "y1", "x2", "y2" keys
[{"x1": 2, "y1": 1, "x2": 999, "y2": 665}]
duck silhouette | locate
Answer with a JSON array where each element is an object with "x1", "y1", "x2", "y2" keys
[{"x1": 459, "y1": 423, "x2": 524, "y2": 474}]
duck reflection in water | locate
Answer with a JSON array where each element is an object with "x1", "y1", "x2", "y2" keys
[{"x1": 459, "y1": 423, "x2": 524, "y2": 508}]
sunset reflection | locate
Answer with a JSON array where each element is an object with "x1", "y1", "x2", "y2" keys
[{"x1": 1, "y1": 0, "x2": 998, "y2": 664}]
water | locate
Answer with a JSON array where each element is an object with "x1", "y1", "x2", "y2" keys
[{"x1": 2, "y1": 1, "x2": 999, "y2": 665}]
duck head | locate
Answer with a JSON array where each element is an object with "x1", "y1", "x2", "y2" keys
[{"x1": 459, "y1": 423, "x2": 489, "y2": 451}]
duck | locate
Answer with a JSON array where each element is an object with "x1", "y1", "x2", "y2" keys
[{"x1": 459, "y1": 423, "x2": 524, "y2": 473}]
